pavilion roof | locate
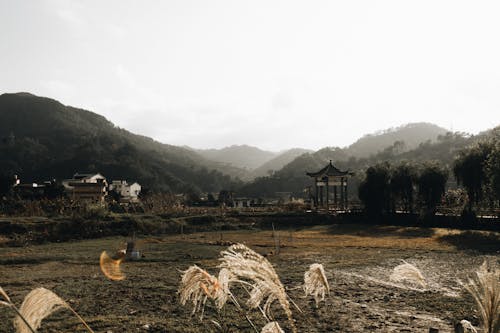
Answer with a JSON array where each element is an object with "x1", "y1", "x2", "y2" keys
[{"x1": 306, "y1": 160, "x2": 351, "y2": 178}]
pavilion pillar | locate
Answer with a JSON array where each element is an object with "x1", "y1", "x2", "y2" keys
[
  {"x1": 333, "y1": 185, "x2": 337, "y2": 209},
  {"x1": 340, "y1": 178, "x2": 344, "y2": 210},
  {"x1": 325, "y1": 178, "x2": 329, "y2": 210},
  {"x1": 314, "y1": 178, "x2": 319, "y2": 207},
  {"x1": 319, "y1": 185, "x2": 323, "y2": 206},
  {"x1": 346, "y1": 181, "x2": 349, "y2": 209}
]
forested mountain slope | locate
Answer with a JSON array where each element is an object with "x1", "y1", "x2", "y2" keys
[{"x1": 0, "y1": 93, "x2": 242, "y2": 192}]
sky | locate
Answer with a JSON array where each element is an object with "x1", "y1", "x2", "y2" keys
[{"x1": 1, "y1": 0, "x2": 500, "y2": 151}]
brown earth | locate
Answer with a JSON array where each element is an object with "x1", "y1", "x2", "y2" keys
[{"x1": 0, "y1": 224, "x2": 498, "y2": 332}]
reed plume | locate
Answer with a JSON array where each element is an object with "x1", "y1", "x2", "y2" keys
[
  {"x1": 0, "y1": 286, "x2": 12, "y2": 305},
  {"x1": 463, "y1": 261, "x2": 499, "y2": 333},
  {"x1": 99, "y1": 251, "x2": 125, "y2": 281},
  {"x1": 179, "y1": 265, "x2": 225, "y2": 319},
  {"x1": 219, "y1": 243, "x2": 297, "y2": 333},
  {"x1": 1, "y1": 286, "x2": 94, "y2": 333},
  {"x1": 304, "y1": 263, "x2": 329, "y2": 306},
  {"x1": 389, "y1": 260, "x2": 427, "y2": 288},
  {"x1": 261, "y1": 321, "x2": 284, "y2": 333},
  {"x1": 13, "y1": 288, "x2": 67, "y2": 333},
  {"x1": 214, "y1": 268, "x2": 232, "y2": 309},
  {"x1": 458, "y1": 319, "x2": 478, "y2": 333}
]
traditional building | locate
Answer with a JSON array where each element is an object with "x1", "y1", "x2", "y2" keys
[
  {"x1": 233, "y1": 197, "x2": 253, "y2": 208},
  {"x1": 306, "y1": 161, "x2": 352, "y2": 210},
  {"x1": 109, "y1": 180, "x2": 141, "y2": 202},
  {"x1": 62, "y1": 173, "x2": 108, "y2": 202}
]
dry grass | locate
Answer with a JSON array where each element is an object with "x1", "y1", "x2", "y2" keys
[
  {"x1": 389, "y1": 261, "x2": 427, "y2": 289},
  {"x1": 219, "y1": 243, "x2": 297, "y2": 333},
  {"x1": 463, "y1": 261, "x2": 500, "y2": 333},
  {"x1": 1, "y1": 286, "x2": 94, "y2": 333},
  {"x1": 14, "y1": 288, "x2": 68, "y2": 333},
  {"x1": 1, "y1": 224, "x2": 495, "y2": 332},
  {"x1": 458, "y1": 319, "x2": 478, "y2": 333},
  {"x1": 99, "y1": 251, "x2": 125, "y2": 281},
  {"x1": 304, "y1": 263, "x2": 330, "y2": 306},
  {"x1": 261, "y1": 321, "x2": 284, "y2": 333},
  {"x1": 178, "y1": 265, "x2": 224, "y2": 319}
]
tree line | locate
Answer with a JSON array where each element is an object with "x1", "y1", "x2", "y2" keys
[{"x1": 358, "y1": 136, "x2": 500, "y2": 221}]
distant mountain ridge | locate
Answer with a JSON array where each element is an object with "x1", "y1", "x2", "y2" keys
[
  {"x1": 2, "y1": 92, "x2": 488, "y2": 198},
  {"x1": 195, "y1": 145, "x2": 278, "y2": 170},
  {"x1": 0, "y1": 92, "x2": 243, "y2": 192},
  {"x1": 239, "y1": 126, "x2": 500, "y2": 198},
  {"x1": 250, "y1": 148, "x2": 313, "y2": 178},
  {"x1": 344, "y1": 123, "x2": 448, "y2": 158}
]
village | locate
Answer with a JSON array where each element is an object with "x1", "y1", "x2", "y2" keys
[{"x1": 2, "y1": 160, "x2": 358, "y2": 213}]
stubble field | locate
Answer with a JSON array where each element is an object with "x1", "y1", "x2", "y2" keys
[{"x1": 0, "y1": 223, "x2": 498, "y2": 332}]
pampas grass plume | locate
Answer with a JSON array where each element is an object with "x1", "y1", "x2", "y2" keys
[
  {"x1": 459, "y1": 319, "x2": 478, "y2": 333},
  {"x1": 389, "y1": 260, "x2": 427, "y2": 288},
  {"x1": 13, "y1": 288, "x2": 68, "y2": 333},
  {"x1": 304, "y1": 263, "x2": 329, "y2": 306},
  {"x1": 179, "y1": 265, "x2": 226, "y2": 319},
  {"x1": 463, "y1": 261, "x2": 499, "y2": 333},
  {"x1": 99, "y1": 251, "x2": 125, "y2": 281},
  {"x1": 261, "y1": 321, "x2": 284, "y2": 333},
  {"x1": 219, "y1": 243, "x2": 297, "y2": 333}
]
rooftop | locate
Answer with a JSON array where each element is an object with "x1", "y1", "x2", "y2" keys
[{"x1": 306, "y1": 160, "x2": 351, "y2": 178}]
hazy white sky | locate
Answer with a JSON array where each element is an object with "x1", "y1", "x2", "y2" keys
[{"x1": 1, "y1": 0, "x2": 499, "y2": 151}]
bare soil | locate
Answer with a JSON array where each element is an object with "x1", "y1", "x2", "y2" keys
[{"x1": 0, "y1": 224, "x2": 498, "y2": 332}]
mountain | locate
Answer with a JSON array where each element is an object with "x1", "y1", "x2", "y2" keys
[
  {"x1": 250, "y1": 148, "x2": 313, "y2": 179},
  {"x1": 0, "y1": 93, "x2": 242, "y2": 193},
  {"x1": 238, "y1": 125, "x2": 500, "y2": 198},
  {"x1": 345, "y1": 123, "x2": 448, "y2": 158},
  {"x1": 195, "y1": 145, "x2": 278, "y2": 170}
]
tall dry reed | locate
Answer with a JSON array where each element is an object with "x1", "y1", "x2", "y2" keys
[
  {"x1": 1, "y1": 286, "x2": 94, "y2": 333},
  {"x1": 13, "y1": 288, "x2": 68, "y2": 333},
  {"x1": 219, "y1": 243, "x2": 297, "y2": 333},
  {"x1": 178, "y1": 265, "x2": 224, "y2": 319},
  {"x1": 261, "y1": 321, "x2": 284, "y2": 333},
  {"x1": 304, "y1": 263, "x2": 329, "y2": 306},
  {"x1": 463, "y1": 261, "x2": 499, "y2": 333},
  {"x1": 99, "y1": 251, "x2": 125, "y2": 281},
  {"x1": 389, "y1": 260, "x2": 427, "y2": 288}
]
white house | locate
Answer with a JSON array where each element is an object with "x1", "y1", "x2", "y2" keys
[{"x1": 109, "y1": 180, "x2": 141, "y2": 202}]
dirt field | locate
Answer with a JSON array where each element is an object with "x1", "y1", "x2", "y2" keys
[{"x1": 0, "y1": 224, "x2": 498, "y2": 332}]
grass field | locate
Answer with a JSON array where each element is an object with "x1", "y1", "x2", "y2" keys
[{"x1": 0, "y1": 223, "x2": 498, "y2": 332}]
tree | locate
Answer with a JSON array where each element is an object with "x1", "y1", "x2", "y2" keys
[
  {"x1": 416, "y1": 163, "x2": 448, "y2": 216},
  {"x1": 485, "y1": 141, "x2": 500, "y2": 207},
  {"x1": 0, "y1": 174, "x2": 16, "y2": 197},
  {"x1": 390, "y1": 162, "x2": 417, "y2": 213},
  {"x1": 217, "y1": 190, "x2": 233, "y2": 207},
  {"x1": 453, "y1": 142, "x2": 493, "y2": 212},
  {"x1": 358, "y1": 163, "x2": 391, "y2": 217}
]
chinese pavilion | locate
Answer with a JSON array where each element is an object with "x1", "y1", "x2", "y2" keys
[{"x1": 306, "y1": 160, "x2": 352, "y2": 210}]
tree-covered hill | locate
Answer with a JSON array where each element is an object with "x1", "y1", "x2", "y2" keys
[
  {"x1": 238, "y1": 127, "x2": 500, "y2": 198},
  {"x1": 345, "y1": 122, "x2": 448, "y2": 158},
  {"x1": 194, "y1": 145, "x2": 278, "y2": 170},
  {"x1": 249, "y1": 148, "x2": 313, "y2": 179},
  {"x1": 0, "y1": 93, "x2": 242, "y2": 192}
]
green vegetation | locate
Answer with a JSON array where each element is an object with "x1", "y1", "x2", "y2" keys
[
  {"x1": 239, "y1": 126, "x2": 499, "y2": 200},
  {"x1": 0, "y1": 93, "x2": 242, "y2": 193},
  {"x1": 416, "y1": 163, "x2": 448, "y2": 216}
]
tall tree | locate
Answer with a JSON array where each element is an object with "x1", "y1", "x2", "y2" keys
[
  {"x1": 0, "y1": 174, "x2": 16, "y2": 197},
  {"x1": 358, "y1": 163, "x2": 391, "y2": 217},
  {"x1": 453, "y1": 142, "x2": 493, "y2": 212},
  {"x1": 417, "y1": 163, "x2": 448, "y2": 216},
  {"x1": 390, "y1": 162, "x2": 417, "y2": 213},
  {"x1": 485, "y1": 141, "x2": 500, "y2": 207}
]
